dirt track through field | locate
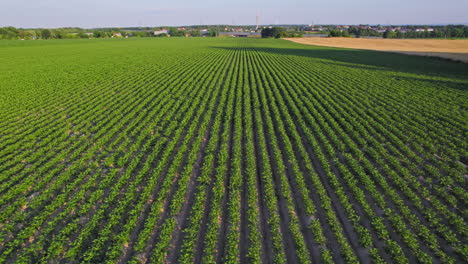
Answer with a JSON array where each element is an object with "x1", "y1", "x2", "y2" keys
[{"x1": 286, "y1": 37, "x2": 468, "y2": 62}]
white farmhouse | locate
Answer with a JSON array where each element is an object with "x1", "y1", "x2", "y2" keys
[{"x1": 154, "y1": 29, "x2": 169, "y2": 36}]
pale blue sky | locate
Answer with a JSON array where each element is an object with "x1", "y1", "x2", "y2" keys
[{"x1": 1, "y1": 0, "x2": 467, "y2": 28}]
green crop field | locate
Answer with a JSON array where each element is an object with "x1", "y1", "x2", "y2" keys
[{"x1": 0, "y1": 37, "x2": 467, "y2": 264}]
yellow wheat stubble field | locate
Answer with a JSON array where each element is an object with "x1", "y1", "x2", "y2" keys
[{"x1": 287, "y1": 37, "x2": 468, "y2": 62}]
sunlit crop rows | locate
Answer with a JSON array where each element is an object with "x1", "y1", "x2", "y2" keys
[{"x1": 0, "y1": 38, "x2": 466, "y2": 263}]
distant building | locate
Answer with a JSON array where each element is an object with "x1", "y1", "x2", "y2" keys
[
  {"x1": 154, "y1": 30, "x2": 169, "y2": 36},
  {"x1": 199, "y1": 29, "x2": 210, "y2": 36},
  {"x1": 415, "y1": 28, "x2": 433, "y2": 32},
  {"x1": 112, "y1": 33, "x2": 122, "y2": 37}
]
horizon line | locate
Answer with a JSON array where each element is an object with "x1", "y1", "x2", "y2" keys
[{"x1": 2, "y1": 23, "x2": 468, "y2": 30}]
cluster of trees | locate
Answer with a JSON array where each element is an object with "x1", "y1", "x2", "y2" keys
[
  {"x1": 0, "y1": 27, "x2": 59, "y2": 39},
  {"x1": 261, "y1": 27, "x2": 303, "y2": 38},
  {"x1": 261, "y1": 27, "x2": 285, "y2": 38},
  {"x1": 328, "y1": 25, "x2": 468, "y2": 38},
  {"x1": 347, "y1": 26, "x2": 381, "y2": 37},
  {"x1": 0, "y1": 27, "x2": 126, "y2": 40},
  {"x1": 328, "y1": 30, "x2": 350, "y2": 37},
  {"x1": 165, "y1": 28, "x2": 217, "y2": 37},
  {"x1": 382, "y1": 27, "x2": 468, "y2": 39},
  {"x1": 0, "y1": 26, "x2": 220, "y2": 40}
]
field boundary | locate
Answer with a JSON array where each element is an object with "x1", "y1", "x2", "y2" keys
[{"x1": 285, "y1": 37, "x2": 468, "y2": 63}]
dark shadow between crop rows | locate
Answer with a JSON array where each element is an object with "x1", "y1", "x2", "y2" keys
[
  {"x1": 390, "y1": 76, "x2": 468, "y2": 92},
  {"x1": 210, "y1": 45, "x2": 468, "y2": 84}
]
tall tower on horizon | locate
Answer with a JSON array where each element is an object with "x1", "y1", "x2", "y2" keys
[{"x1": 256, "y1": 12, "x2": 259, "y2": 30}]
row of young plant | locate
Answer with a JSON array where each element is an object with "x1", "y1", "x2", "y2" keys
[
  {"x1": 77, "y1": 49, "x2": 231, "y2": 263},
  {"x1": 266, "y1": 49, "x2": 464, "y2": 262},
  {"x1": 320, "y1": 62, "x2": 467, "y2": 199},
  {"x1": 69, "y1": 61, "x2": 219, "y2": 262},
  {"x1": 240, "y1": 51, "x2": 266, "y2": 263},
  {"x1": 221, "y1": 47, "x2": 244, "y2": 264},
  {"x1": 119, "y1": 49, "x2": 234, "y2": 259},
  {"x1": 244, "y1": 48, "x2": 339, "y2": 263},
  {"x1": 253, "y1": 49, "x2": 404, "y2": 262},
  {"x1": 0, "y1": 48, "x2": 220, "y2": 261},
  {"x1": 294, "y1": 59, "x2": 467, "y2": 252},
  {"x1": 1, "y1": 38, "x2": 465, "y2": 262},
  {"x1": 0, "y1": 40, "x2": 204, "y2": 176},
  {"x1": 0, "y1": 66, "x2": 164, "y2": 220},
  {"x1": 273, "y1": 63, "x2": 441, "y2": 263},
  {"x1": 199, "y1": 49, "x2": 243, "y2": 264},
  {"x1": 0, "y1": 69, "x2": 165, "y2": 258},
  {"x1": 0, "y1": 52, "x2": 202, "y2": 191},
  {"x1": 0, "y1": 49, "x2": 203, "y2": 213},
  {"x1": 175, "y1": 49, "x2": 239, "y2": 264},
  {"x1": 280, "y1": 48, "x2": 465, "y2": 227},
  {"x1": 251, "y1": 48, "x2": 390, "y2": 263},
  {"x1": 246, "y1": 49, "x2": 294, "y2": 264},
  {"x1": 0, "y1": 73, "x2": 128, "y2": 197},
  {"x1": 142, "y1": 48, "x2": 237, "y2": 264},
  {"x1": 0, "y1": 52, "x2": 202, "y2": 214},
  {"x1": 0, "y1": 51, "x2": 184, "y2": 175}
]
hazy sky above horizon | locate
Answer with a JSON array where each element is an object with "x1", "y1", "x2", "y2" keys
[{"x1": 1, "y1": 0, "x2": 467, "y2": 28}]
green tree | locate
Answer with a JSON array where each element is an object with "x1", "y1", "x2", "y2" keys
[
  {"x1": 450, "y1": 28, "x2": 464, "y2": 38},
  {"x1": 329, "y1": 30, "x2": 342, "y2": 37},
  {"x1": 434, "y1": 31, "x2": 444, "y2": 38},
  {"x1": 169, "y1": 28, "x2": 186, "y2": 37},
  {"x1": 0, "y1": 27, "x2": 19, "y2": 39},
  {"x1": 383, "y1": 30, "x2": 396, "y2": 39},
  {"x1": 93, "y1": 31, "x2": 104, "y2": 38},
  {"x1": 395, "y1": 30, "x2": 403, "y2": 38},
  {"x1": 55, "y1": 30, "x2": 68, "y2": 39},
  {"x1": 261, "y1": 27, "x2": 286, "y2": 38},
  {"x1": 209, "y1": 29, "x2": 218, "y2": 37},
  {"x1": 41, "y1": 29, "x2": 52, "y2": 39},
  {"x1": 77, "y1": 32, "x2": 89, "y2": 39},
  {"x1": 189, "y1": 30, "x2": 201, "y2": 37}
]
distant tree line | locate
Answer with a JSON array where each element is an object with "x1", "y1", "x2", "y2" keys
[
  {"x1": 327, "y1": 25, "x2": 468, "y2": 38},
  {"x1": 0, "y1": 26, "x2": 220, "y2": 40},
  {"x1": 0, "y1": 27, "x2": 132, "y2": 40},
  {"x1": 2, "y1": 25, "x2": 467, "y2": 40},
  {"x1": 382, "y1": 28, "x2": 468, "y2": 39}
]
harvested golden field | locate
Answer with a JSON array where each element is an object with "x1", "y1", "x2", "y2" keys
[{"x1": 286, "y1": 37, "x2": 468, "y2": 62}]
